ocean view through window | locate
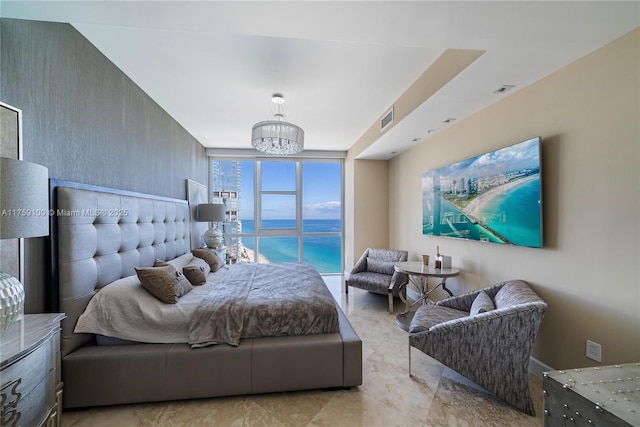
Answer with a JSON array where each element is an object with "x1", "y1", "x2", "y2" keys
[{"x1": 210, "y1": 159, "x2": 343, "y2": 274}]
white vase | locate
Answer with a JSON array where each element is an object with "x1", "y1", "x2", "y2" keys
[{"x1": 0, "y1": 271, "x2": 25, "y2": 331}]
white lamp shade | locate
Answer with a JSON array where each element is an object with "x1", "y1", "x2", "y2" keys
[
  {"x1": 0, "y1": 157, "x2": 49, "y2": 239},
  {"x1": 197, "y1": 204, "x2": 226, "y2": 222}
]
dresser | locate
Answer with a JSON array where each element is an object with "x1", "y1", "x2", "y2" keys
[
  {"x1": 543, "y1": 363, "x2": 640, "y2": 426},
  {"x1": 0, "y1": 313, "x2": 65, "y2": 427}
]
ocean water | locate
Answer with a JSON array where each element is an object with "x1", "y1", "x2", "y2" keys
[
  {"x1": 481, "y1": 178, "x2": 542, "y2": 247},
  {"x1": 238, "y1": 219, "x2": 342, "y2": 274},
  {"x1": 424, "y1": 176, "x2": 541, "y2": 247}
]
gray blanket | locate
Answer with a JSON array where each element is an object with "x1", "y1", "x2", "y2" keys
[{"x1": 189, "y1": 262, "x2": 339, "y2": 347}]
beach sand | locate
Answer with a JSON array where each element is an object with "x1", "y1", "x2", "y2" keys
[
  {"x1": 237, "y1": 244, "x2": 270, "y2": 264},
  {"x1": 461, "y1": 175, "x2": 538, "y2": 219}
]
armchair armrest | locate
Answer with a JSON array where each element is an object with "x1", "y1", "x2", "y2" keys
[
  {"x1": 409, "y1": 302, "x2": 547, "y2": 360},
  {"x1": 349, "y1": 250, "x2": 369, "y2": 274},
  {"x1": 388, "y1": 270, "x2": 408, "y2": 293}
]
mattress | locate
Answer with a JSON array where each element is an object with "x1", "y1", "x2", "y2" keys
[{"x1": 75, "y1": 259, "x2": 339, "y2": 347}]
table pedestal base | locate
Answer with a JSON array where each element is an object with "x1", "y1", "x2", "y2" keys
[{"x1": 396, "y1": 311, "x2": 414, "y2": 332}]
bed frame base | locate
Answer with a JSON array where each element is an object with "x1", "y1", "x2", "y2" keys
[
  {"x1": 52, "y1": 181, "x2": 362, "y2": 410},
  {"x1": 63, "y1": 310, "x2": 361, "y2": 409}
]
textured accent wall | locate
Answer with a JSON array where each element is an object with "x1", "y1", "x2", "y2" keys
[{"x1": 1, "y1": 18, "x2": 208, "y2": 311}]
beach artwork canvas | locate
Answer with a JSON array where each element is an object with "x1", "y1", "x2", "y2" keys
[{"x1": 422, "y1": 137, "x2": 542, "y2": 248}]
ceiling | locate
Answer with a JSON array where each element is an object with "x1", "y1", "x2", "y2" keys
[{"x1": 2, "y1": 1, "x2": 638, "y2": 159}]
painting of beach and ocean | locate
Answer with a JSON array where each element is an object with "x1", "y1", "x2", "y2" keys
[{"x1": 422, "y1": 137, "x2": 542, "y2": 248}]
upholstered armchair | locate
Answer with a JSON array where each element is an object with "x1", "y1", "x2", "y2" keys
[
  {"x1": 408, "y1": 280, "x2": 547, "y2": 415},
  {"x1": 345, "y1": 248, "x2": 409, "y2": 313}
]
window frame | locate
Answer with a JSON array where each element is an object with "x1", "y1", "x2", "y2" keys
[{"x1": 209, "y1": 156, "x2": 344, "y2": 274}]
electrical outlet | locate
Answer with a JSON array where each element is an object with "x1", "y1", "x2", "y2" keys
[{"x1": 586, "y1": 340, "x2": 602, "y2": 362}]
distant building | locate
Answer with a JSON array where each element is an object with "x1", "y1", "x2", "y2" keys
[{"x1": 211, "y1": 160, "x2": 242, "y2": 257}]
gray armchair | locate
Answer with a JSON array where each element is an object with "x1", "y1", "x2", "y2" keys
[
  {"x1": 345, "y1": 248, "x2": 409, "y2": 313},
  {"x1": 408, "y1": 279, "x2": 547, "y2": 415}
]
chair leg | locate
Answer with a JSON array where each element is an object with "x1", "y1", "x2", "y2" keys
[{"x1": 388, "y1": 291, "x2": 394, "y2": 314}]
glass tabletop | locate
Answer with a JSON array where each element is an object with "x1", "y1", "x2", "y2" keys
[{"x1": 394, "y1": 261, "x2": 460, "y2": 277}]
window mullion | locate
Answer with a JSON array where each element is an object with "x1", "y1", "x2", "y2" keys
[{"x1": 296, "y1": 160, "x2": 302, "y2": 261}]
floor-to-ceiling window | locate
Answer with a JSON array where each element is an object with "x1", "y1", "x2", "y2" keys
[{"x1": 210, "y1": 158, "x2": 343, "y2": 274}]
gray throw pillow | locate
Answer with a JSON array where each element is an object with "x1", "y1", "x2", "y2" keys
[
  {"x1": 470, "y1": 291, "x2": 495, "y2": 315},
  {"x1": 135, "y1": 265, "x2": 192, "y2": 304}
]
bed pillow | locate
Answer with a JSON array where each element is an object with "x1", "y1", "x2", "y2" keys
[
  {"x1": 135, "y1": 265, "x2": 192, "y2": 304},
  {"x1": 192, "y1": 248, "x2": 225, "y2": 272},
  {"x1": 470, "y1": 291, "x2": 495, "y2": 315},
  {"x1": 366, "y1": 257, "x2": 396, "y2": 275},
  {"x1": 160, "y1": 253, "x2": 195, "y2": 272},
  {"x1": 182, "y1": 257, "x2": 211, "y2": 286},
  {"x1": 154, "y1": 258, "x2": 194, "y2": 292}
]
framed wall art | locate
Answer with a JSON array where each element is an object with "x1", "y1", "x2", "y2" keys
[
  {"x1": 0, "y1": 102, "x2": 23, "y2": 280},
  {"x1": 422, "y1": 137, "x2": 542, "y2": 248}
]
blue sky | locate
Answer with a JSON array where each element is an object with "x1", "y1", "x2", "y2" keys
[{"x1": 240, "y1": 161, "x2": 341, "y2": 220}]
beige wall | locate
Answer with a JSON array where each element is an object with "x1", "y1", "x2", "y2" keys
[
  {"x1": 345, "y1": 159, "x2": 390, "y2": 267},
  {"x1": 385, "y1": 28, "x2": 639, "y2": 369}
]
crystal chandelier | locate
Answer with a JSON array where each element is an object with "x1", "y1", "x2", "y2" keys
[{"x1": 251, "y1": 94, "x2": 304, "y2": 156}]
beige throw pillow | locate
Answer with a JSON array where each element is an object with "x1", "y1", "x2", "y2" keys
[
  {"x1": 154, "y1": 259, "x2": 193, "y2": 293},
  {"x1": 136, "y1": 265, "x2": 192, "y2": 304},
  {"x1": 192, "y1": 248, "x2": 225, "y2": 272},
  {"x1": 182, "y1": 257, "x2": 211, "y2": 286}
]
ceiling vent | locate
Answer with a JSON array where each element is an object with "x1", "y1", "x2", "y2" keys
[
  {"x1": 493, "y1": 85, "x2": 515, "y2": 94},
  {"x1": 380, "y1": 107, "x2": 394, "y2": 131}
]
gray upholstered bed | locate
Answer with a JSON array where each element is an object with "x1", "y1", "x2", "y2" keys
[{"x1": 50, "y1": 181, "x2": 362, "y2": 409}]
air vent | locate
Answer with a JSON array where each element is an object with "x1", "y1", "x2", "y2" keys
[
  {"x1": 380, "y1": 107, "x2": 394, "y2": 131},
  {"x1": 493, "y1": 85, "x2": 515, "y2": 94}
]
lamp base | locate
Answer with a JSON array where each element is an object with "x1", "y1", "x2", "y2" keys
[
  {"x1": 0, "y1": 271, "x2": 25, "y2": 332},
  {"x1": 202, "y1": 227, "x2": 224, "y2": 250}
]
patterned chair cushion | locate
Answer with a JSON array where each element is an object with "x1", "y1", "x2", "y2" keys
[
  {"x1": 366, "y1": 257, "x2": 396, "y2": 275},
  {"x1": 409, "y1": 305, "x2": 468, "y2": 334}
]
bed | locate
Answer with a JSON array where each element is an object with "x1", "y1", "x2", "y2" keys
[{"x1": 50, "y1": 180, "x2": 362, "y2": 409}]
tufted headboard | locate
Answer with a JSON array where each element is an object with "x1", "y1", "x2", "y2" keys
[{"x1": 50, "y1": 181, "x2": 191, "y2": 357}]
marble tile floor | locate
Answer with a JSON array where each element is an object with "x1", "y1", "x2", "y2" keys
[{"x1": 62, "y1": 275, "x2": 544, "y2": 427}]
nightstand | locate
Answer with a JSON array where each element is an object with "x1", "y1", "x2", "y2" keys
[{"x1": 0, "y1": 313, "x2": 65, "y2": 427}]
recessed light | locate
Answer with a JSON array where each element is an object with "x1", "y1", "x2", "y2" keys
[
  {"x1": 442, "y1": 118, "x2": 456, "y2": 124},
  {"x1": 411, "y1": 138, "x2": 421, "y2": 142}
]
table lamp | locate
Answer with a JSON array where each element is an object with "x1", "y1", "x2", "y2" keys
[
  {"x1": 197, "y1": 203, "x2": 226, "y2": 249},
  {"x1": 0, "y1": 157, "x2": 49, "y2": 331}
]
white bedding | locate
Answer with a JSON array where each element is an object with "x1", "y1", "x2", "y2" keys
[{"x1": 74, "y1": 254, "x2": 230, "y2": 344}]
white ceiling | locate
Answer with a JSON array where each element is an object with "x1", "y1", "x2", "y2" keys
[{"x1": 2, "y1": 1, "x2": 639, "y2": 159}]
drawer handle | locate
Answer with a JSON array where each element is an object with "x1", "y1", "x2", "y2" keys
[{"x1": 1, "y1": 378, "x2": 23, "y2": 427}]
